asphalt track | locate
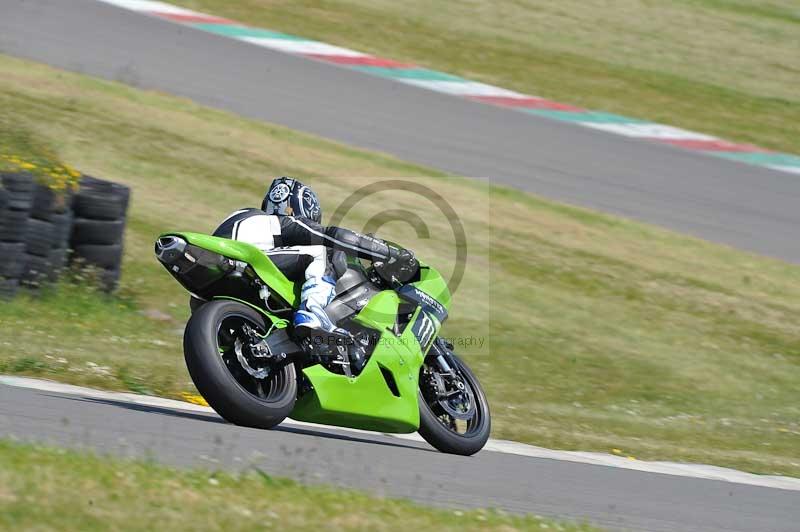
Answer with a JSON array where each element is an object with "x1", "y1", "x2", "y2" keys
[
  {"x1": 1, "y1": 1, "x2": 800, "y2": 530},
  {"x1": 2, "y1": 0, "x2": 800, "y2": 263},
  {"x1": 2, "y1": 379, "x2": 800, "y2": 532}
]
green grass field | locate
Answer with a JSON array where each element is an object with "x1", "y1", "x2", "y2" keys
[
  {"x1": 172, "y1": 0, "x2": 800, "y2": 154},
  {"x1": 1, "y1": 53, "x2": 799, "y2": 477},
  {"x1": 0, "y1": 440, "x2": 592, "y2": 531}
]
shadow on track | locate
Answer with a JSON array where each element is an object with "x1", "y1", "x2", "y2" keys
[{"x1": 43, "y1": 393, "x2": 430, "y2": 452}]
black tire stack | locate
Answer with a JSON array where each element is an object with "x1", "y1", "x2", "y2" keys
[
  {"x1": 0, "y1": 173, "x2": 35, "y2": 298},
  {"x1": 20, "y1": 181, "x2": 74, "y2": 288},
  {"x1": 0, "y1": 172, "x2": 130, "y2": 298},
  {"x1": 69, "y1": 176, "x2": 130, "y2": 292}
]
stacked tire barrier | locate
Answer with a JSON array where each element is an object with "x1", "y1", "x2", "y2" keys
[
  {"x1": 0, "y1": 173, "x2": 35, "y2": 298},
  {"x1": 69, "y1": 176, "x2": 130, "y2": 291},
  {"x1": 0, "y1": 172, "x2": 130, "y2": 298}
]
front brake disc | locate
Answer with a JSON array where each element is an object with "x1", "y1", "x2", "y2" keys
[{"x1": 438, "y1": 378, "x2": 477, "y2": 420}]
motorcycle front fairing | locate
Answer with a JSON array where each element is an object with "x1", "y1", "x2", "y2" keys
[{"x1": 290, "y1": 266, "x2": 450, "y2": 433}]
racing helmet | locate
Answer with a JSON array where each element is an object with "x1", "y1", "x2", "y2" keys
[{"x1": 261, "y1": 176, "x2": 322, "y2": 223}]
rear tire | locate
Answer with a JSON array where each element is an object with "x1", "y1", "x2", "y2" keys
[
  {"x1": 189, "y1": 296, "x2": 205, "y2": 314},
  {"x1": 183, "y1": 300, "x2": 296, "y2": 429},
  {"x1": 418, "y1": 352, "x2": 491, "y2": 456}
]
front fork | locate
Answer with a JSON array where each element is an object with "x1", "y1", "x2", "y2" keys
[
  {"x1": 422, "y1": 338, "x2": 476, "y2": 421},
  {"x1": 430, "y1": 337, "x2": 456, "y2": 374},
  {"x1": 425, "y1": 338, "x2": 464, "y2": 396}
]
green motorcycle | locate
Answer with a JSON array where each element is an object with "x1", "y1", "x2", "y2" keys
[{"x1": 155, "y1": 231, "x2": 490, "y2": 455}]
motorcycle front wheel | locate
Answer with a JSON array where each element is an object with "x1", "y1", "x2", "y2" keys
[
  {"x1": 418, "y1": 346, "x2": 491, "y2": 456},
  {"x1": 183, "y1": 299, "x2": 297, "y2": 429}
]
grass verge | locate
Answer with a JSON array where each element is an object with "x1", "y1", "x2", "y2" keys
[
  {"x1": 0, "y1": 440, "x2": 593, "y2": 531},
  {"x1": 172, "y1": 0, "x2": 800, "y2": 154},
  {"x1": 0, "y1": 53, "x2": 799, "y2": 477},
  {"x1": 0, "y1": 114, "x2": 81, "y2": 192}
]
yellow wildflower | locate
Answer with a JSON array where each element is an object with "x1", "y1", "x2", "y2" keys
[{"x1": 180, "y1": 392, "x2": 209, "y2": 407}]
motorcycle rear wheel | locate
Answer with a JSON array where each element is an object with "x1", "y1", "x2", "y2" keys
[
  {"x1": 184, "y1": 300, "x2": 297, "y2": 429},
  {"x1": 418, "y1": 350, "x2": 491, "y2": 456}
]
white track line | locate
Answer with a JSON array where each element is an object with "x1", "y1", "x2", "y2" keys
[
  {"x1": 1, "y1": 375, "x2": 798, "y2": 491},
  {"x1": 397, "y1": 80, "x2": 526, "y2": 98},
  {"x1": 769, "y1": 165, "x2": 800, "y2": 175},
  {"x1": 579, "y1": 123, "x2": 719, "y2": 140},
  {"x1": 237, "y1": 38, "x2": 368, "y2": 57},
  {"x1": 97, "y1": 0, "x2": 199, "y2": 16}
]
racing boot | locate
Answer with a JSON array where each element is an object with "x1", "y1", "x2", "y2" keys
[{"x1": 293, "y1": 276, "x2": 351, "y2": 344}]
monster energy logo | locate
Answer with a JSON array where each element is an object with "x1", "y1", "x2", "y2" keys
[{"x1": 413, "y1": 312, "x2": 437, "y2": 351}]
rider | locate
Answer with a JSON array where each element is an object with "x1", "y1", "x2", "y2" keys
[{"x1": 213, "y1": 177, "x2": 418, "y2": 338}]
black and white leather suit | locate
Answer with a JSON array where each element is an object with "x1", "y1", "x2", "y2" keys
[{"x1": 213, "y1": 208, "x2": 407, "y2": 333}]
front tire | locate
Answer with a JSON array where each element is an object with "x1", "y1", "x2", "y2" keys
[
  {"x1": 183, "y1": 300, "x2": 297, "y2": 429},
  {"x1": 418, "y1": 351, "x2": 491, "y2": 456}
]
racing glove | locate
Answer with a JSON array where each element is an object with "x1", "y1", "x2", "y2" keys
[{"x1": 374, "y1": 245, "x2": 419, "y2": 284}]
